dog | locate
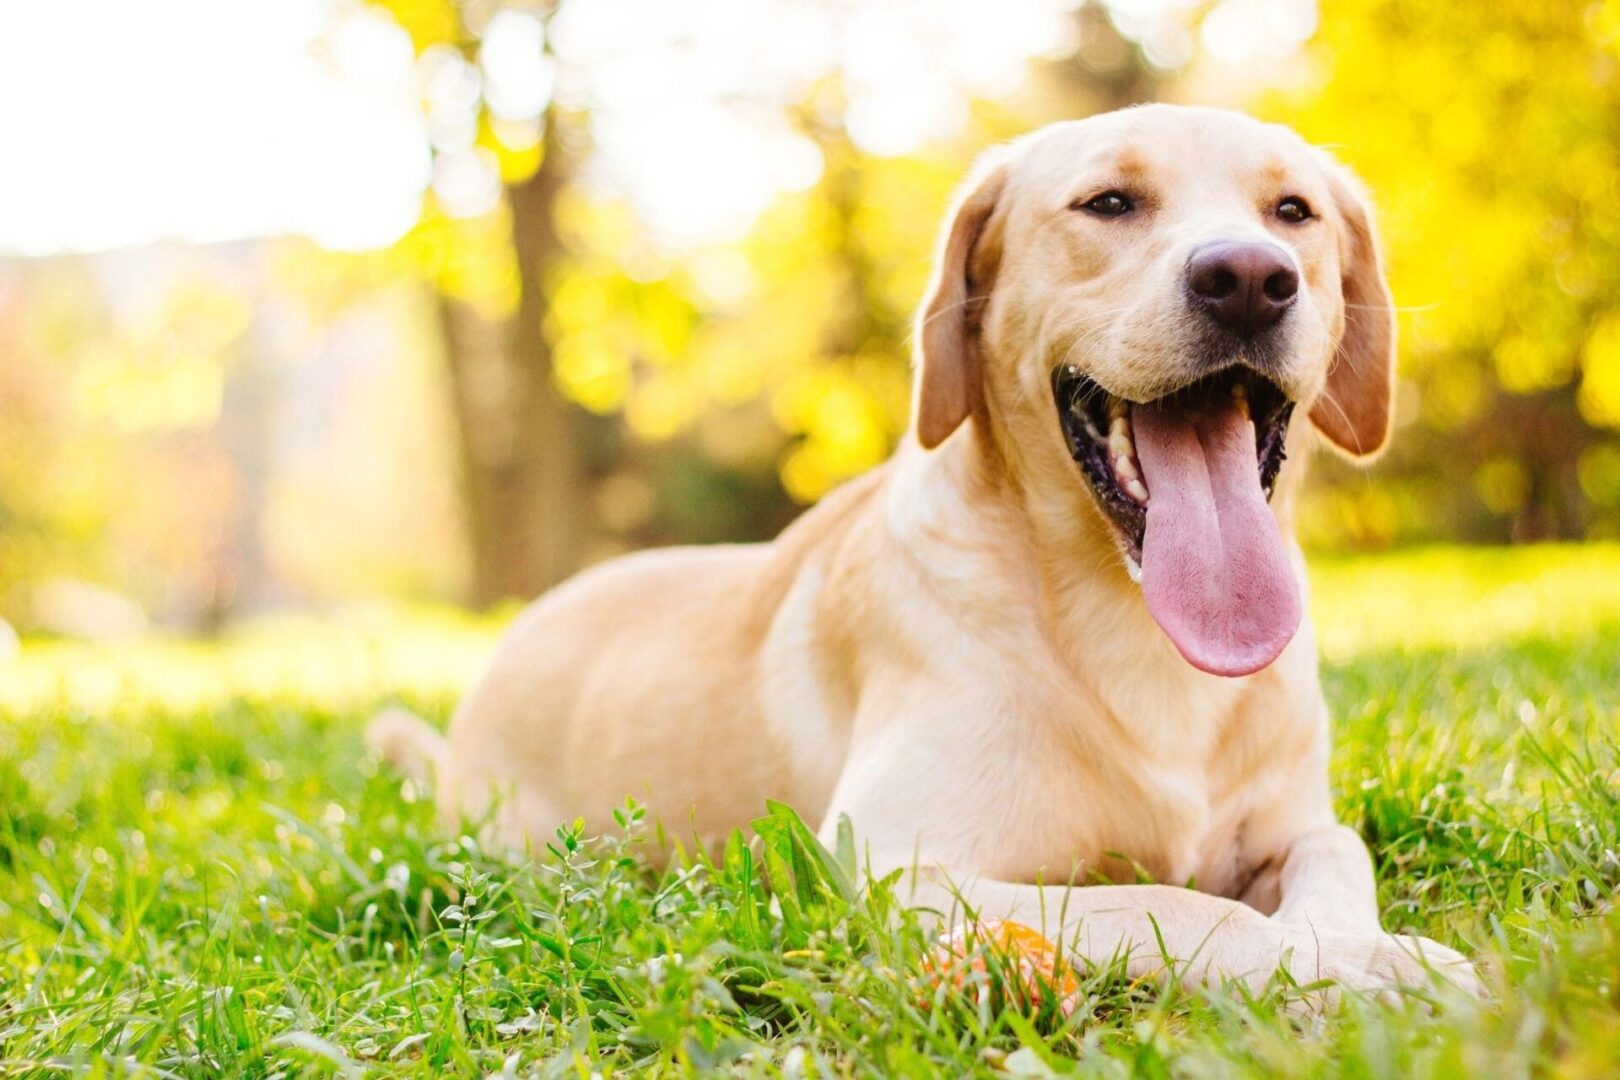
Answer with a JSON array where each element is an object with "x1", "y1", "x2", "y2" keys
[{"x1": 372, "y1": 104, "x2": 1479, "y2": 997}]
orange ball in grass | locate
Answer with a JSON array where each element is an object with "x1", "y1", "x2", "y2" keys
[{"x1": 923, "y1": 919, "x2": 1081, "y2": 1017}]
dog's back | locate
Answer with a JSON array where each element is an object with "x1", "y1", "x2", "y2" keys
[{"x1": 380, "y1": 465, "x2": 890, "y2": 849}]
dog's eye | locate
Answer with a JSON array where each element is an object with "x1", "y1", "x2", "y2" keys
[
  {"x1": 1075, "y1": 191, "x2": 1134, "y2": 217},
  {"x1": 1276, "y1": 196, "x2": 1313, "y2": 223}
]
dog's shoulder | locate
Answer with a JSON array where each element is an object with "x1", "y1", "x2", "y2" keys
[{"x1": 740, "y1": 463, "x2": 892, "y2": 627}]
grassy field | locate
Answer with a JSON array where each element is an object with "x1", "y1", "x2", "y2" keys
[{"x1": 2, "y1": 545, "x2": 1619, "y2": 1077}]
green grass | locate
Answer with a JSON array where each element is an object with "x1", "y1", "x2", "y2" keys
[{"x1": 2, "y1": 544, "x2": 1619, "y2": 1076}]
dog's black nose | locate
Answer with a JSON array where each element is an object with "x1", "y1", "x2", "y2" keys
[{"x1": 1185, "y1": 241, "x2": 1298, "y2": 337}]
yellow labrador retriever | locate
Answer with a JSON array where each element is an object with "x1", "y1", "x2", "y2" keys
[{"x1": 372, "y1": 105, "x2": 1477, "y2": 995}]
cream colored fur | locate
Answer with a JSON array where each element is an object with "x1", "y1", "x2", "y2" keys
[{"x1": 370, "y1": 105, "x2": 1477, "y2": 998}]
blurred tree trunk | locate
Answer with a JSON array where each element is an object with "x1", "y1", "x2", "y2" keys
[
  {"x1": 440, "y1": 122, "x2": 587, "y2": 606},
  {"x1": 1040, "y1": 4, "x2": 1160, "y2": 115}
]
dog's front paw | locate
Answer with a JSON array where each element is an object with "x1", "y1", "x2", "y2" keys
[
  {"x1": 1299, "y1": 930, "x2": 1484, "y2": 1002},
  {"x1": 1364, "y1": 933, "x2": 1483, "y2": 998}
]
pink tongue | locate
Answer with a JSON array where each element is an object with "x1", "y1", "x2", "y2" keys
[{"x1": 1132, "y1": 399, "x2": 1301, "y2": 677}]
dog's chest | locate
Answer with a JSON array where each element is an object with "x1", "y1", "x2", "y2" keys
[{"x1": 991, "y1": 667, "x2": 1271, "y2": 894}]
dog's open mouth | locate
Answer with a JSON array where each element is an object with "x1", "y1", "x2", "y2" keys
[
  {"x1": 1052, "y1": 364, "x2": 1302, "y2": 677},
  {"x1": 1052, "y1": 366, "x2": 1294, "y2": 560}
]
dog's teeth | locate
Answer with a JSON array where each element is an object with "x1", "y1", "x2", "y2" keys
[
  {"x1": 1106, "y1": 396, "x2": 1129, "y2": 421},
  {"x1": 1108, "y1": 415, "x2": 1150, "y2": 506},
  {"x1": 1107, "y1": 417, "x2": 1132, "y2": 462}
]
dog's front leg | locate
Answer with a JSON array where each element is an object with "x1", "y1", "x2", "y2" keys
[
  {"x1": 1266, "y1": 824, "x2": 1483, "y2": 995},
  {"x1": 899, "y1": 872, "x2": 1451, "y2": 998},
  {"x1": 1271, "y1": 824, "x2": 1381, "y2": 933}
]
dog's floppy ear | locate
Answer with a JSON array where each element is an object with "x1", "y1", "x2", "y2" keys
[
  {"x1": 913, "y1": 151, "x2": 1010, "y2": 449},
  {"x1": 1310, "y1": 163, "x2": 1396, "y2": 458}
]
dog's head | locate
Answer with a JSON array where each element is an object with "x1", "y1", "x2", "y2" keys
[{"x1": 913, "y1": 105, "x2": 1394, "y2": 677}]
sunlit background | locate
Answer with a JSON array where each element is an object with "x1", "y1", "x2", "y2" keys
[{"x1": 1, "y1": 0, "x2": 1617, "y2": 640}]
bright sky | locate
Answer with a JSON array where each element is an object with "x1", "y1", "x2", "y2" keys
[
  {"x1": 0, "y1": 0, "x2": 428, "y2": 254},
  {"x1": 0, "y1": 0, "x2": 1314, "y2": 256}
]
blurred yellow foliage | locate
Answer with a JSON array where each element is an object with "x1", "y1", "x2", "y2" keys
[
  {"x1": 75, "y1": 281, "x2": 250, "y2": 434},
  {"x1": 539, "y1": 144, "x2": 955, "y2": 503},
  {"x1": 483, "y1": 114, "x2": 544, "y2": 185},
  {"x1": 371, "y1": 0, "x2": 459, "y2": 50},
  {"x1": 1579, "y1": 314, "x2": 1620, "y2": 427},
  {"x1": 1271, "y1": 0, "x2": 1620, "y2": 542},
  {"x1": 402, "y1": 207, "x2": 523, "y2": 317}
]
